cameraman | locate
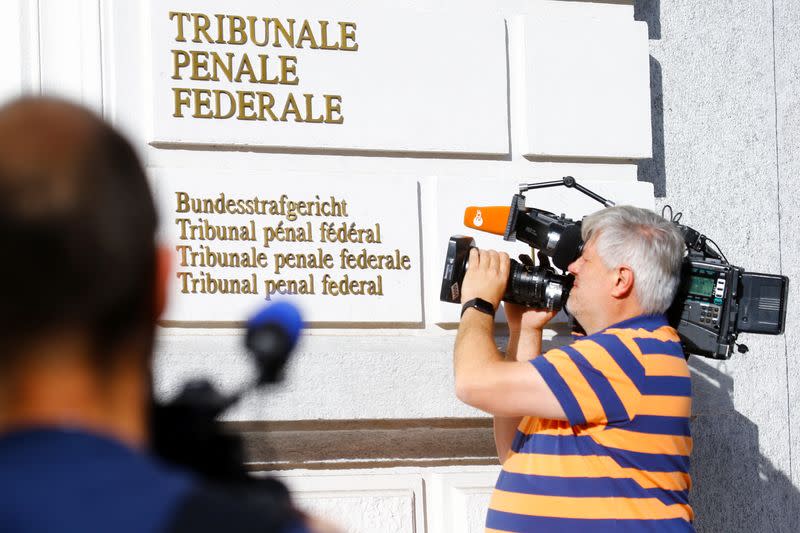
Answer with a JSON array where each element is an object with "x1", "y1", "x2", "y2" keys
[
  {"x1": 0, "y1": 98, "x2": 330, "y2": 533},
  {"x1": 454, "y1": 206, "x2": 695, "y2": 531}
]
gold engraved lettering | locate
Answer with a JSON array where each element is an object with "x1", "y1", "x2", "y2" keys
[
  {"x1": 247, "y1": 16, "x2": 270, "y2": 46},
  {"x1": 273, "y1": 248, "x2": 334, "y2": 275},
  {"x1": 176, "y1": 244, "x2": 269, "y2": 269},
  {"x1": 340, "y1": 22, "x2": 358, "y2": 51},
  {"x1": 169, "y1": 12, "x2": 191, "y2": 42},
  {"x1": 318, "y1": 21, "x2": 340, "y2": 50},
  {"x1": 229, "y1": 15, "x2": 247, "y2": 45},
  {"x1": 319, "y1": 222, "x2": 380, "y2": 244},
  {"x1": 321, "y1": 274, "x2": 383, "y2": 296},
  {"x1": 262, "y1": 221, "x2": 314, "y2": 248},
  {"x1": 177, "y1": 52, "x2": 297, "y2": 85},
  {"x1": 189, "y1": 50, "x2": 211, "y2": 81},
  {"x1": 192, "y1": 88, "x2": 213, "y2": 118},
  {"x1": 338, "y1": 248, "x2": 411, "y2": 270},
  {"x1": 236, "y1": 91, "x2": 257, "y2": 120},
  {"x1": 175, "y1": 191, "x2": 190, "y2": 213},
  {"x1": 210, "y1": 52, "x2": 235, "y2": 81},
  {"x1": 172, "y1": 88, "x2": 192, "y2": 118},
  {"x1": 264, "y1": 274, "x2": 315, "y2": 301},
  {"x1": 175, "y1": 218, "x2": 257, "y2": 241},
  {"x1": 214, "y1": 90, "x2": 236, "y2": 119},
  {"x1": 234, "y1": 54, "x2": 257, "y2": 83},
  {"x1": 257, "y1": 92, "x2": 278, "y2": 120},
  {"x1": 171, "y1": 15, "x2": 358, "y2": 49},
  {"x1": 213, "y1": 14, "x2": 227, "y2": 43},
  {"x1": 325, "y1": 95, "x2": 344, "y2": 124},
  {"x1": 172, "y1": 50, "x2": 190, "y2": 79},
  {"x1": 296, "y1": 20, "x2": 320, "y2": 49},
  {"x1": 303, "y1": 94, "x2": 325, "y2": 123},
  {"x1": 281, "y1": 56, "x2": 299, "y2": 85},
  {"x1": 191, "y1": 13, "x2": 213, "y2": 44},
  {"x1": 272, "y1": 18, "x2": 296, "y2": 47},
  {"x1": 178, "y1": 271, "x2": 259, "y2": 295},
  {"x1": 257, "y1": 54, "x2": 280, "y2": 84},
  {"x1": 280, "y1": 93, "x2": 302, "y2": 122}
]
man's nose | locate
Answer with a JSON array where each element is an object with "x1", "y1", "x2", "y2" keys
[{"x1": 567, "y1": 258, "x2": 580, "y2": 275}]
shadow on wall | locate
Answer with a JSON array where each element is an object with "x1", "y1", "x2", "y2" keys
[
  {"x1": 638, "y1": 56, "x2": 666, "y2": 197},
  {"x1": 634, "y1": 0, "x2": 661, "y2": 40},
  {"x1": 689, "y1": 357, "x2": 799, "y2": 533},
  {"x1": 634, "y1": 2, "x2": 666, "y2": 197}
]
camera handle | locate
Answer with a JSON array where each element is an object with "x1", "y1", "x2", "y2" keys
[
  {"x1": 518, "y1": 177, "x2": 725, "y2": 263},
  {"x1": 518, "y1": 250, "x2": 552, "y2": 270},
  {"x1": 518, "y1": 176, "x2": 615, "y2": 208}
]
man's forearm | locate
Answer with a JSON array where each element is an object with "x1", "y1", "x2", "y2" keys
[
  {"x1": 515, "y1": 327, "x2": 544, "y2": 362},
  {"x1": 493, "y1": 326, "x2": 544, "y2": 463},
  {"x1": 454, "y1": 309, "x2": 521, "y2": 460},
  {"x1": 453, "y1": 310, "x2": 503, "y2": 389}
]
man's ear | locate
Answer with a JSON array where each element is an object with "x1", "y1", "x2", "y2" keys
[
  {"x1": 611, "y1": 265, "x2": 635, "y2": 299},
  {"x1": 153, "y1": 245, "x2": 171, "y2": 320}
]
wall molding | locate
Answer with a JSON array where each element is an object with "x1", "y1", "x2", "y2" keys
[{"x1": 227, "y1": 417, "x2": 497, "y2": 471}]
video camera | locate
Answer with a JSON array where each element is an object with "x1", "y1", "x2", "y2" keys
[{"x1": 440, "y1": 176, "x2": 789, "y2": 359}]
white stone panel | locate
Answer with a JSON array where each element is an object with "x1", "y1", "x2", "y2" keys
[
  {"x1": 522, "y1": 17, "x2": 652, "y2": 159},
  {"x1": 139, "y1": 0, "x2": 510, "y2": 154},
  {"x1": 0, "y1": 0, "x2": 40, "y2": 103},
  {"x1": 0, "y1": 1, "x2": 25, "y2": 103},
  {"x1": 431, "y1": 177, "x2": 655, "y2": 324},
  {"x1": 155, "y1": 329, "x2": 576, "y2": 421},
  {"x1": 426, "y1": 470, "x2": 499, "y2": 533},
  {"x1": 37, "y1": 0, "x2": 103, "y2": 111},
  {"x1": 275, "y1": 472, "x2": 425, "y2": 533},
  {"x1": 151, "y1": 169, "x2": 422, "y2": 324}
]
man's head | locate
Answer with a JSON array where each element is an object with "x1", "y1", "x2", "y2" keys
[
  {"x1": 0, "y1": 97, "x2": 161, "y2": 440},
  {"x1": 566, "y1": 205, "x2": 685, "y2": 333}
]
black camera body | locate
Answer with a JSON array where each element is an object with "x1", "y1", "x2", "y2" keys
[
  {"x1": 440, "y1": 177, "x2": 789, "y2": 360},
  {"x1": 667, "y1": 229, "x2": 789, "y2": 359}
]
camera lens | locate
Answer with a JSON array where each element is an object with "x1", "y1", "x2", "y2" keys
[
  {"x1": 505, "y1": 260, "x2": 572, "y2": 310},
  {"x1": 440, "y1": 235, "x2": 573, "y2": 311}
]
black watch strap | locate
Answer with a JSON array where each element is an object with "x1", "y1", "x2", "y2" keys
[{"x1": 461, "y1": 298, "x2": 496, "y2": 318}]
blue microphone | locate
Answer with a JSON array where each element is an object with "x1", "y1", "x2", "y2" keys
[
  {"x1": 245, "y1": 300, "x2": 304, "y2": 385},
  {"x1": 151, "y1": 300, "x2": 306, "y2": 498}
]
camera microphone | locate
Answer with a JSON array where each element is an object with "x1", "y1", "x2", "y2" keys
[
  {"x1": 462, "y1": 204, "x2": 582, "y2": 271},
  {"x1": 463, "y1": 206, "x2": 511, "y2": 235},
  {"x1": 444, "y1": 192, "x2": 585, "y2": 311}
]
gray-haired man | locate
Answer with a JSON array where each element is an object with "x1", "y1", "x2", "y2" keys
[{"x1": 453, "y1": 206, "x2": 695, "y2": 531}]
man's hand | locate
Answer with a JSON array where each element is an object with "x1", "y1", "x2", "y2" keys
[
  {"x1": 504, "y1": 302, "x2": 558, "y2": 334},
  {"x1": 460, "y1": 248, "x2": 510, "y2": 309}
]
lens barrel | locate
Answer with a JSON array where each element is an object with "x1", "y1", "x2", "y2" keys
[
  {"x1": 440, "y1": 235, "x2": 572, "y2": 310},
  {"x1": 504, "y1": 260, "x2": 571, "y2": 310}
]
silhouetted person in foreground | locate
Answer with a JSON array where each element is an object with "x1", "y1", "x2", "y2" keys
[{"x1": 0, "y1": 98, "x2": 331, "y2": 533}]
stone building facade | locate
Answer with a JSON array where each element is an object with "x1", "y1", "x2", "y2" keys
[{"x1": 1, "y1": 1, "x2": 798, "y2": 531}]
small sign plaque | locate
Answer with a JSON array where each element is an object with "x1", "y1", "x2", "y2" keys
[{"x1": 151, "y1": 169, "x2": 422, "y2": 324}]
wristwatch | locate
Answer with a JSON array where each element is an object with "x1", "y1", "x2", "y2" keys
[{"x1": 461, "y1": 298, "x2": 496, "y2": 318}]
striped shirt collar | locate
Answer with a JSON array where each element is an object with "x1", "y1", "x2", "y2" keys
[{"x1": 597, "y1": 313, "x2": 669, "y2": 334}]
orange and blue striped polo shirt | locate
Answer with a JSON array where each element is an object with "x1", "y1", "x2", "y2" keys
[{"x1": 486, "y1": 314, "x2": 694, "y2": 532}]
